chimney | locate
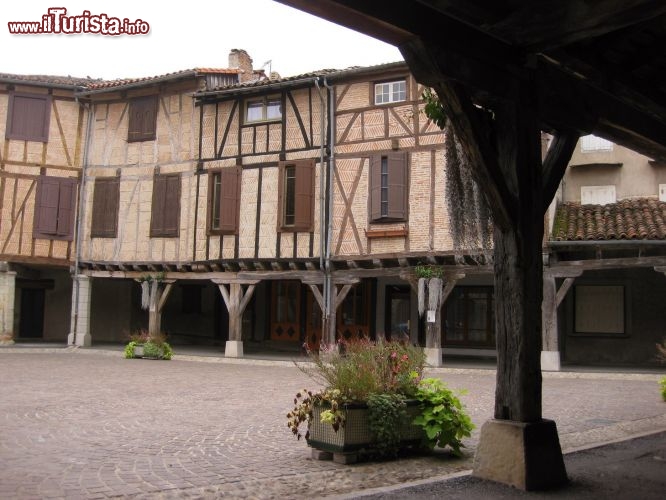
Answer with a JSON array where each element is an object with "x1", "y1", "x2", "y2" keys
[{"x1": 228, "y1": 49, "x2": 254, "y2": 83}]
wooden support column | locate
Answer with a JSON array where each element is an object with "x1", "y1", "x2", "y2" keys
[
  {"x1": 214, "y1": 279, "x2": 258, "y2": 357},
  {"x1": 148, "y1": 280, "x2": 175, "y2": 338},
  {"x1": 541, "y1": 270, "x2": 580, "y2": 371}
]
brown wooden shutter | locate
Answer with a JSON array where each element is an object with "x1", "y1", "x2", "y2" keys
[
  {"x1": 293, "y1": 160, "x2": 314, "y2": 231},
  {"x1": 163, "y1": 174, "x2": 181, "y2": 236},
  {"x1": 387, "y1": 151, "x2": 407, "y2": 220},
  {"x1": 33, "y1": 177, "x2": 60, "y2": 237},
  {"x1": 219, "y1": 167, "x2": 241, "y2": 234},
  {"x1": 369, "y1": 155, "x2": 382, "y2": 221},
  {"x1": 91, "y1": 178, "x2": 119, "y2": 238},
  {"x1": 128, "y1": 96, "x2": 157, "y2": 142},
  {"x1": 7, "y1": 93, "x2": 51, "y2": 142},
  {"x1": 150, "y1": 175, "x2": 167, "y2": 236},
  {"x1": 56, "y1": 178, "x2": 77, "y2": 240}
]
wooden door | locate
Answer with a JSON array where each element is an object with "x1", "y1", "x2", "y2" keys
[{"x1": 270, "y1": 281, "x2": 301, "y2": 342}]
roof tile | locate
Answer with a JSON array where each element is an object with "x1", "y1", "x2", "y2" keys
[{"x1": 552, "y1": 198, "x2": 666, "y2": 241}]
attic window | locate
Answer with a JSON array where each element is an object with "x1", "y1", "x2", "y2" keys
[
  {"x1": 245, "y1": 97, "x2": 281, "y2": 123},
  {"x1": 374, "y1": 80, "x2": 406, "y2": 105}
]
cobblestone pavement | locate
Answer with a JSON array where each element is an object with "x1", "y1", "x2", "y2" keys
[{"x1": 0, "y1": 349, "x2": 664, "y2": 499}]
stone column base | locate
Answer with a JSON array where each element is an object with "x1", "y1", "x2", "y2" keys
[
  {"x1": 541, "y1": 350, "x2": 561, "y2": 371},
  {"x1": 67, "y1": 332, "x2": 91, "y2": 347},
  {"x1": 473, "y1": 418, "x2": 567, "y2": 491},
  {"x1": 424, "y1": 347, "x2": 443, "y2": 367},
  {"x1": 225, "y1": 340, "x2": 244, "y2": 358}
]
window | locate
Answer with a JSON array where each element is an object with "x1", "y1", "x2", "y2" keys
[
  {"x1": 33, "y1": 176, "x2": 77, "y2": 241},
  {"x1": 374, "y1": 80, "x2": 406, "y2": 105},
  {"x1": 581, "y1": 185, "x2": 616, "y2": 205},
  {"x1": 443, "y1": 287, "x2": 495, "y2": 347},
  {"x1": 150, "y1": 173, "x2": 180, "y2": 237},
  {"x1": 90, "y1": 177, "x2": 120, "y2": 238},
  {"x1": 208, "y1": 167, "x2": 241, "y2": 234},
  {"x1": 581, "y1": 134, "x2": 613, "y2": 152},
  {"x1": 128, "y1": 95, "x2": 158, "y2": 142},
  {"x1": 6, "y1": 92, "x2": 51, "y2": 142},
  {"x1": 245, "y1": 96, "x2": 281, "y2": 123},
  {"x1": 278, "y1": 159, "x2": 314, "y2": 231},
  {"x1": 369, "y1": 152, "x2": 408, "y2": 222},
  {"x1": 574, "y1": 285, "x2": 625, "y2": 334}
]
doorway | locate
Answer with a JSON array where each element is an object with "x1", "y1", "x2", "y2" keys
[
  {"x1": 19, "y1": 288, "x2": 45, "y2": 338},
  {"x1": 385, "y1": 285, "x2": 411, "y2": 341}
]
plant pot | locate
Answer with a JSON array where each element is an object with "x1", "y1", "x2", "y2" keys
[
  {"x1": 133, "y1": 344, "x2": 145, "y2": 357},
  {"x1": 306, "y1": 400, "x2": 424, "y2": 454}
]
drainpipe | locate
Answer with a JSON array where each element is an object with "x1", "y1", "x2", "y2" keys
[
  {"x1": 314, "y1": 78, "x2": 326, "y2": 275},
  {"x1": 71, "y1": 98, "x2": 94, "y2": 345},
  {"x1": 323, "y1": 77, "x2": 335, "y2": 342}
]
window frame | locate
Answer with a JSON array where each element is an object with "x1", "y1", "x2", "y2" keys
[
  {"x1": 572, "y1": 283, "x2": 627, "y2": 337},
  {"x1": 207, "y1": 166, "x2": 241, "y2": 235},
  {"x1": 277, "y1": 159, "x2": 315, "y2": 232},
  {"x1": 150, "y1": 173, "x2": 181, "y2": 238},
  {"x1": 127, "y1": 95, "x2": 158, "y2": 143},
  {"x1": 90, "y1": 177, "x2": 120, "y2": 238},
  {"x1": 244, "y1": 95, "x2": 282, "y2": 124},
  {"x1": 369, "y1": 151, "x2": 408, "y2": 223},
  {"x1": 6, "y1": 92, "x2": 51, "y2": 143},
  {"x1": 33, "y1": 175, "x2": 78, "y2": 241},
  {"x1": 373, "y1": 78, "x2": 408, "y2": 105}
]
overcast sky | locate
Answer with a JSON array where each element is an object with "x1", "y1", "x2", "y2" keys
[{"x1": 1, "y1": 1, "x2": 403, "y2": 80}]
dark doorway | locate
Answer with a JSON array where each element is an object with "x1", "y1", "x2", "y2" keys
[
  {"x1": 385, "y1": 285, "x2": 411, "y2": 341},
  {"x1": 19, "y1": 288, "x2": 45, "y2": 338}
]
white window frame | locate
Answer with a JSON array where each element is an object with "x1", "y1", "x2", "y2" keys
[
  {"x1": 245, "y1": 96, "x2": 281, "y2": 123},
  {"x1": 581, "y1": 134, "x2": 613, "y2": 152},
  {"x1": 374, "y1": 80, "x2": 406, "y2": 105}
]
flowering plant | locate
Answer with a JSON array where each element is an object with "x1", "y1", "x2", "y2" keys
[{"x1": 124, "y1": 329, "x2": 173, "y2": 360}]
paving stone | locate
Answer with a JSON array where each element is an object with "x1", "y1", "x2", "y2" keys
[{"x1": 0, "y1": 350, "x2": 663, "y2": 499}]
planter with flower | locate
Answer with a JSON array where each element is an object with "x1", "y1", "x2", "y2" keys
[
  {"x1": 287, "y1": 339, "x2": 473, "y2": 463},
  {"x1": 124, "y1": 330, "x2": 173, "y2": 360}
]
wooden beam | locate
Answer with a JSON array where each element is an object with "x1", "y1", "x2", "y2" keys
[
  {"x1": 555, "y1": 277, "x2": 575, "y2": 307},
  {"x1": 157, "y1": 282, "x2": 174, "y2": 313},
  {"x1": 541, "y1": 131, "x2": 579, "y2": 213},
  {"x1": 238, "y1": 284, "x2": 256, "y2": 316},
  {"x1": 308, "y1": 284, "x2": 324, "y2": 312},
  {"x1": 334, "y1": 284, "x2": 353, "y2": 310}
]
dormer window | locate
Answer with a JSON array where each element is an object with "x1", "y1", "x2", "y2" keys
[
  {"x1": 245, "y1": 96, "x2": 281, "y2": 123},
  {"x1": 374, "y1": 80, "x2": 406, "y2": 105}
]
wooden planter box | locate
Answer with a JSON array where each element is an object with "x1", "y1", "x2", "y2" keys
[
  {"x1": 132, "y1": 343, "x2": 167, "y2": 359},
  {"x1": 306, "y1": 400, "x2": 424, "y2": 455}
]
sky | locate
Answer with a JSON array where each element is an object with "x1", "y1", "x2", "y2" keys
[{"x1": 1, "y1": 1, "x2": 403, "y2": 80}]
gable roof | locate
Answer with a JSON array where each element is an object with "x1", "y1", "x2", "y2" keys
[
  {"x1": 0, "y1": 73, "x2": 100, "y2": 89},
  {"x1": 552, "y1": 198, "x2": 666, "y2": 241}
]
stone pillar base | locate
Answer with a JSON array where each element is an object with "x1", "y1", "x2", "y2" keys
[
  {"x1": 67, "y1": 332, "x2": 91, "y2": 347},
  {"x1": 424, "y1": 347, "x2": 443, "y2": 367},
  {"x1": 473, "y1": 419, "x2": 567, "y2": 491},
  {"x1": 225, "y1": 340, "x2": 244, "y2": 358},
  {"x1": 541, "y1": 350, "x2": 561, "y2": 371}
]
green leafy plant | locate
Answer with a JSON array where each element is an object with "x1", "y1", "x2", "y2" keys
[
  {"x1": 660, "y1": 377, "x2": 666, "y2": 402},
  {"x1": 414, "y1": 264, "x2": 443, "y2": 279},
  {"x1": 124, "y1": 330, "x2": 173, "y2": 360},
  {"x1": 657, "y1": 339, "x2": 666, "y2": 401},
  {"x1": 287, "y1": 388, "x2": 344, "y2": 440},
  {"x1": 412, "y1": 377, "x2": 474, "y2": 456},
  {"x1": 367, "y1": 393, "x2": 407, "y2": 457},
  {"x1": 422, "y1": 87, "x2": 447, "y2": 129}
]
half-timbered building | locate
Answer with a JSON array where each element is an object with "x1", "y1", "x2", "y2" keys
[{"x1": 0, "y1": 74, "x2": 91, "y2": 344}]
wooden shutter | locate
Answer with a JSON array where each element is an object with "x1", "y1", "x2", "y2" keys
[
  {"x1": 163, "y1": 174, "x2": 181, "y2": 236},
  {"x1": 293, "y1": 160, "x2": 314, "y2": 231},
  {"x1": 33, "y1": 177, "x2": 60, "y2": 238},
  {"x1": 387, "y1": 151, "x2": 407, "y2": 220},
  {"x1": 150, "y1": 175, "x2": 167, "y2": 236},
  {"x1": 7, "y1": 93, "x2": 51, "y2": 142},
  {"x1": 128, "y1": 96, "x2": 158, "y2": 142},
  {"x1": 219, "y1": 167, "x2": 241, "y2": 234},
  {"x1": 369, "y1": 155, "x2": 382, "y2": 221},
  {"x1": 33, "y1": 176, "x2": 77, "y2": 240},
  {"x1": 56, "y1": 178, "x2": 77, "y2": 240},
  {"x1": 91, "y1": 178, "x2": 119, "y2": 238}
]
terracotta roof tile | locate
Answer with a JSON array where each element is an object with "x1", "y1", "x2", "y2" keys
[
  {"x1": 0, "y1": 73, "x2": 100, "y2": 88},
  {"x1": 84, "y1": 68, "x2": 239, "y2": 90},
  {"x1": 552, "y1": 198, "x2": 666, "y2": 241}
]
